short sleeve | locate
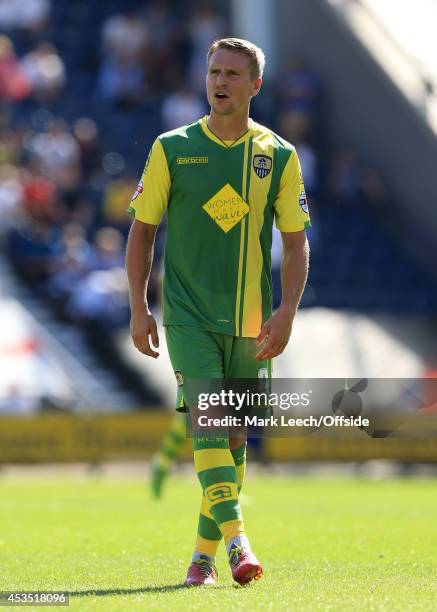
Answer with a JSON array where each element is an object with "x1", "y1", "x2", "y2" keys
[
  {"x1": 128, "y1": 138, "x2": 170, "y2": 225},
  {"x1": 274, "y1": 148, "x2": 311, "y2": 232}
]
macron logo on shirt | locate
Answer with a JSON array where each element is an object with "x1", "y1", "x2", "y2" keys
[{"x1": 177, "y1": 157, "x2": 208, "y2": 165}]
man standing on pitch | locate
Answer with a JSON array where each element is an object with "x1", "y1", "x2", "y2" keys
[{"x1": 126, "y1": 38, "x2": 310, "y2": 586}]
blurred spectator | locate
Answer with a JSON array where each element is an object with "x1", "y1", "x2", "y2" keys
[
  {"x1": 188, "y1": 5, "x2": 226, "y2": 93},
  {"x1": 92, "y1": 226, "x2": 125, "y2": 271},
  {"x1": 7, "y1": 217, "x2": 61, "y2": 284},
  {"x1": 20, "y1": 42, "x2": 65, "y2": 105},
  {"x1": 161, "y1": 83, "x2": 206, "y2": 131},
  {"x1": 98, "y1": 55, "x2": 146, "y2": 106},
  {"x1": 329, "y1": 150, "x2": 363, "y2": 207},
  {"x1": 277, "y1": 56, "x2": 321, "y2": 113},
  {"x1": 73, "y1": 118, "x2": 102, "y2": 181},
  {"x1": 69, "y1": 196, "x2": 99, "y2": 233},
  {"x1": 99, "y1": 10, "x2": 148, "y2": 105},
  {"x1": 68, "y1": 267, "x2": 129, "y2": 326},
  {"x1": 0, "y1": 0, "x2": 50, "y2": 35},
  {"x1": 276, "y1": 56, "x2": 321, "y2": 142},
  {"x1": 66, "y1": 227, "x2": 128, "y2": 325},
  {"x1": 0, "y1": 126, "x2": 23, "y2": 164},
  {"x1": 329, "y1": 150, "x2": 389, "y2": 212},
  {"x1": 0, "y1": 35, "x2": 31, "y2": 101},
  {"x1": 102, "y1": 10, "x2": 148, "y2": 63},
  {"x1": 48, "y1": 222, "x2": 95, "y2": 301},
  {"x1": 21, "y1": 169, "x2": 56, "y2": 217},
  {"x1": 144, "y1": 0, "x2": 175, "y2": 55},
  {"x1": 0, "y1": 164, "x2": 24, "y2": 225},
  {"x1": 25, "y1": 118, "x2": 81, "y2": 191},
  {"x1": 143, "y1": 0, "x2": 178, "y2": 88},
  {"x1": 102, "y1": 176, "x2": 137, "y2": 233}
]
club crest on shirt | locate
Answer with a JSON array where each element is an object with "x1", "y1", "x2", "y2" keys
[
  {"x1": 131, "y1": 179, "x2": 143, "y2": 201},
  {"x1": 299, "y1": 191, "x2": 309, "y2": 214},
  {"x1": 253, "y1": 154, "x2": 272, "y2": 179}
]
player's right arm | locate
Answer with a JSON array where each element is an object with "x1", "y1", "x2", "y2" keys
[
  {"x1": 126, "y1": 220, "x2": 160, "y2": 358},
  {"x1": 126, "y1": 138, "x2": 170, "y2": 358}
]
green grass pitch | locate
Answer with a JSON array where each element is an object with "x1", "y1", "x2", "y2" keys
[{"x1": 1, "y1": 472, "x2": 437, "y2": 611}]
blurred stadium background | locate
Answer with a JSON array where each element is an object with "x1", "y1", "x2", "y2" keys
[{"x1": 0, "y1": 0, "x2": 437, "y2": 465}]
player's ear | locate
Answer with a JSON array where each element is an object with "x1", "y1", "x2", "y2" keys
[{"x1": 252, "y1": 77, "x2": 262, "y2": 97}]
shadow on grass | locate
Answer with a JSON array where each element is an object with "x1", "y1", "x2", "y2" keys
[{"x1": 69, "y1": 584, "x2": 231, "y2": 597}]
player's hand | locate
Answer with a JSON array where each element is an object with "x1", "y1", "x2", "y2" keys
[
  {"x1": 130, "y1": 307, "x2": 160, "y2": 358},
  {"x1": 255, "y1": 307, "x2": 294, "y2": 361}
]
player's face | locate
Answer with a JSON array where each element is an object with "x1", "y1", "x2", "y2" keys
[{"x1": 206, "y1": 48, "x2": 262, "y2": 117}]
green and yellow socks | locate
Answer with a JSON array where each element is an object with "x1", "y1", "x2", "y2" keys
[{"x1": 192, "y1": 439, "x2": 248, "y2": 563}]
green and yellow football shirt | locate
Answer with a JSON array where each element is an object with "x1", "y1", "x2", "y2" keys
[{"x1": 128, "y1": 116, "x2": 310, "y2": 338}]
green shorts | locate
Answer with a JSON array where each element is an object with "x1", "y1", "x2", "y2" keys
[{"x1": 165, "y1": 325, "x2": 272, "y2": 412}]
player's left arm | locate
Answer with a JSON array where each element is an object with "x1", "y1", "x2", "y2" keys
[
  {"x1": 256, "y1": 145, "x2": 310, "y2": 360},
  {"x1": 256, "y1": 230, "x2": 309, "y2": 360}
]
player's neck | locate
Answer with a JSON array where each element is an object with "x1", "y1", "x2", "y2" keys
[{"x1": 207, "y1": 112, "x2": 251, "y2": 142}]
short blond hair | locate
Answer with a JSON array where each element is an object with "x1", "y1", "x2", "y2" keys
[{"x1": 207, "y1": 37, "x2": 265, "y2": 80}]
